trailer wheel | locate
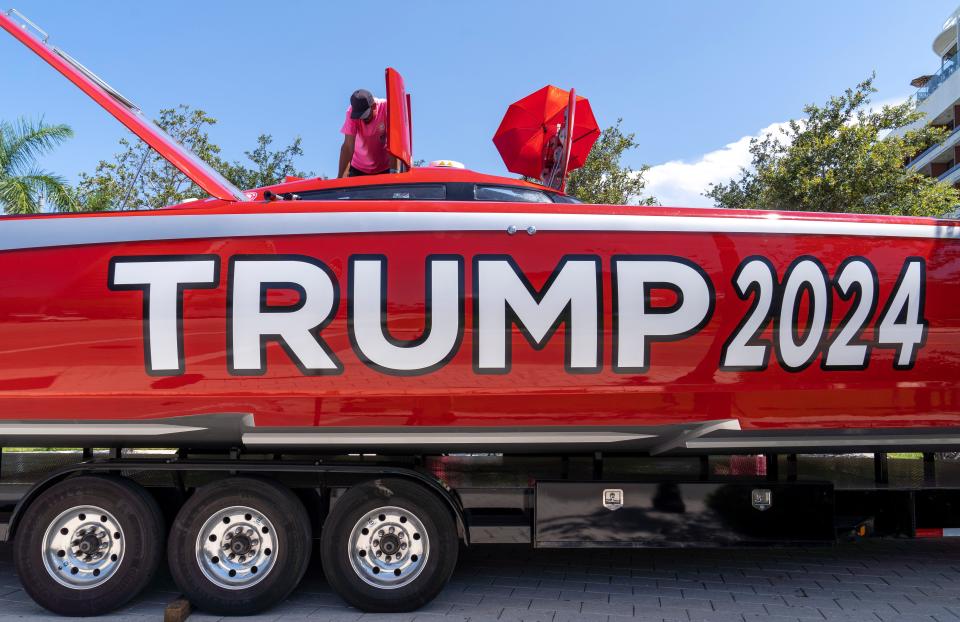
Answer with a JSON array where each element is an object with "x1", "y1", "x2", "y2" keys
[
  {"x1": 13, "y1": 475, "x2": 163, "y2": 616},
  {"x1": 167, "y1": 477, "x2": 311, "y2": 615},
  {"x1": 321, "y1": 479, "x2": 458, "y2": 612}
]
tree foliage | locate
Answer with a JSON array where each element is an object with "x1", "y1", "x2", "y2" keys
[
  {"x1": 706, "y1": 76, "x2": 960, "y2": 216},
  {"x1": 0, "y1": 118, "x2": 75, "y2": 214},
  {"x1": 219, "y1": 134, "x2": 312, "y2": 190},
  {"x1": 76, "y1": 106, "x2": 222, "y2": 211},
  {"x1": 75, "y1": 105, "x2": 311, "y2": 211},
  {"x1": 565, "y1": 120, "x2": 657, "y2": 205}
]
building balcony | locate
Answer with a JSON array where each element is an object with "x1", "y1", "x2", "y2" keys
[
  {"x1": 890, "y1": 62, "x2": 960, "y2": 143},
  {"x1": 934, "y1": 8, "x2": 960, "y2": 58},
  {"x1": 938, "y1": 160, "x2": 960, "y2": 185},
  {"x1": 917, "y1": 51, "x2": 960, "y2": 103},
  {"x1": 909, "y1": 124, "x2": 960, "y2": 170}
]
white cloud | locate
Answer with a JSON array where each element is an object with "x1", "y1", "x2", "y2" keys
[
  {"x1": 643, "y1": 121, "x2": 791, "y2": 208},
  {"x1": 870, "y1": 94, "x2": 910, "y2": 113}
]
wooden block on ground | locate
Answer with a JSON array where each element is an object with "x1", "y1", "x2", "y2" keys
[{"x1": 164, "y1": 597, "x2": 192, "y2": 622}]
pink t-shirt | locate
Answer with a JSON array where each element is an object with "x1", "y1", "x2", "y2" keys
[{"x1": 340, "y1": 97, "x2": 390, "y2": 173}]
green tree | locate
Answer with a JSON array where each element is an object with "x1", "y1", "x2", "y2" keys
[
  {"x1": 75, "y1": 105, "x2": 311, "y2": 211},
  {"x1": 565, "y1": 120, "x2": 657, "y2": 205},
  {"x1": 76, "y1": 105, "x2": 223, "y2": 211},
  {"x1": 0, "y1": 118, "x2": 74, "y2": 214},
  {"x1": 706, "y1": 75, "x2": 959, "y2": 216},
  {"x1": 219, "y1": 134, "x2": 313, "y2": 190}
]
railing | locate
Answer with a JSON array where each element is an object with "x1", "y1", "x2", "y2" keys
[
  {"x1": 938, "y1": 161, "x2": 960, "y2": 181},
  {"x1": 908, "y1": 124, "x2": 960, "y2": 167},
  {"x1": 917, "y1": 51, "x2": 960, "y2": 102}
]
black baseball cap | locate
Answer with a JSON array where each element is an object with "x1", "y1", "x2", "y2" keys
[{"x1": 350, "y1": 89, "x2": 374, "y2": 120}]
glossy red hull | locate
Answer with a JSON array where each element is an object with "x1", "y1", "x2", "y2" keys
[{"x1": 1, "y1": 200, "x2": 958, "y2": 452}]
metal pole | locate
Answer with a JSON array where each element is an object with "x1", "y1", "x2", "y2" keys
[{"x1": 118, "y1": 147, "x2": 149, "y2": 211}]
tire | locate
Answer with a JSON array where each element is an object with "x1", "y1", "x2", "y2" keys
[
  {"x1": 167, "y1": 477, "x2": 311, "y2": 615},
  {"x1": 321, "y1": 478, "x2": 458, "y2": 612},
  {"x1": 13, "y1": 475, "x2": 164, "y2": 617}
]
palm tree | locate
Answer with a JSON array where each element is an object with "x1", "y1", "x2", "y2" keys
[{"x1": 0, "y1": 118, "x2": 75, "y2": 214}]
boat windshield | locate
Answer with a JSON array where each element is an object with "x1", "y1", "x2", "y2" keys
[{"x1": 292, "y1": 182, "x2": 578, "y2": 203}]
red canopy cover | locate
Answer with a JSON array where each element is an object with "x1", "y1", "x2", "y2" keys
[{"x1": 493, "y1": 85, "x2": 600, "y2": 182}]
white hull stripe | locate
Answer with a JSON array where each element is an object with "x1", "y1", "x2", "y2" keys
[
  {"x1": 241, "y1": 431, "x2": 656, "y2": 446},
  {"x1": 0, "y1": 423, "x2": 204, "y2": 436},
  {"x1": 687, "y1": 436, "x2": 960, "y2": 449},
  {"x1": 1, "y1": 211, "x2": 958, "y2": 252}
]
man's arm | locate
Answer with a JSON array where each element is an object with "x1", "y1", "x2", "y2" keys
[{"x1": 338, "y1": 134, "x2": 356, "y2": 178}]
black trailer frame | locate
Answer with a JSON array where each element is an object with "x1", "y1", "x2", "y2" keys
[{"x1": 1, "y1": 449, "x2": 958, "y2": 548}]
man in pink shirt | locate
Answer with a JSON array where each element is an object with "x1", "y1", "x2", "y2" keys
[{"x1": 338, "y1": 89, "x2": 398, "y2": 177}]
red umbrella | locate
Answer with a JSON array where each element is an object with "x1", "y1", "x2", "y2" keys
[{"x1": 493, "y1": 85, "x2": 600, "y2": 180}]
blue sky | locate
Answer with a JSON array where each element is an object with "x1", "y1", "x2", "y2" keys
[{"x1": 1, "y1": 1, "x2": 957, "y2": 206}]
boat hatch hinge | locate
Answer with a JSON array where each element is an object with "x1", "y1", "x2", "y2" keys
[{"x1": 4, "y1": 9, "x2": 48, "y2": 41}]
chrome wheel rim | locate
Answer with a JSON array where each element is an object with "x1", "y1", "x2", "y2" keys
[
  {"x1": 42, "y1": 505, "x2": 124, "y2": 589},
  {"x1": 195, "y1": 505, "x2": 277, "y2": 590},
  {"x1": 348, "y1": 505, "x2": 428, "y2": 589}
]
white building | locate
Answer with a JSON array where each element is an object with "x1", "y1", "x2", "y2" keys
[{"x1": 891, "y1": 6, "x2": 960, "y2": 188}]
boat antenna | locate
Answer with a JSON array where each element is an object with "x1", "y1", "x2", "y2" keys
[{"x1": 117, "y1": 147, "x2": 149, "y2": 211}]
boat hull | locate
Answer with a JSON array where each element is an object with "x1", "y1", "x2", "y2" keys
[{"x1": 1, "y1": 203, "x2": 958, "y2": 451}]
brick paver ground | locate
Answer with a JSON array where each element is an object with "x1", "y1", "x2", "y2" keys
[{"x1": 0, "y1": 541, "x2": 958, "y2": 621}]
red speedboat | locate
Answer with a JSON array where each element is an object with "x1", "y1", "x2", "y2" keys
[{"x1": 1, "y1": 10, "x2": 959, "y2": 456}]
